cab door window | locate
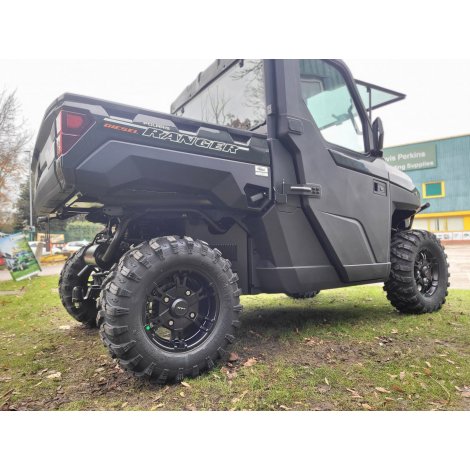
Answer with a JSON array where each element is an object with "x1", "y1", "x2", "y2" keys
[{"x1": 300, "y1": 60, "x2": 366, "y2": 153}]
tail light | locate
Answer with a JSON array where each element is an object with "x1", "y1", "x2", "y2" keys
[{"x1": 55, "y1": 110, "x2": 94, "y2": 158}]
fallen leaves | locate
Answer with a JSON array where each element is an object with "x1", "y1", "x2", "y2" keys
[
  {"x1": 220, "y1": 367, "x2": 238, "y2": 381},
  {"x1": 228, "y1": 352, "x2": 239, "y2": 362},
  {"x1": 248, "y1": 330, "x2": 262, "y2": 338},
  {"x1": 243, "y1": 358, "x2": 257, "y2": 368},
  {"x1": 180, "y1": 381, "x2": 191, "y2": 388},
  {"x1": 377, "y1": 336, "x2": 394, "y2": 346},
  {"x1": 46, "y1": 372, "x2": 61, "y2": 380},
  {"x1": 375, "y1": 387, "x2": 391, "y2": 394},
  {"x1": 231, "y1": 390, "x2": 248, "y2": 404},
  {"x1": 455, "y1": 386, "x2": 470, "y2": 398},
  {"x1": 361, "y1": 403, "x2": 373, "y2": 410},
  {"x1": 346, "y1": 388, "x2": 363, "y2": 399},
  {"x1": 400, "y1": 371, "x2": 406, "y2": 381},
  {"x1": 304, "y1": 337, "x2": 322, "y2": 346}
]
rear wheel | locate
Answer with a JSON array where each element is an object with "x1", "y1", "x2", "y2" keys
[
  {"x1": 97, "y1": 236, "x2": 242, "y2": 383},
  {"x1": 58, "y1": 246, "x2": 99, "y2": 327},
  {"x1": 287, "y1": 291, "x2": 320, "y2": 300},
  {"x1": 384, "y1": 230, "x2": 449, "y2": 314}
]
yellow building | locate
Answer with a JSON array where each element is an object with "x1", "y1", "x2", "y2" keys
[{"x1": 384, "y1": 134, "x2": 470, "y2": 241}]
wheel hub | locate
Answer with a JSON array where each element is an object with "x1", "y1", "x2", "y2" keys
[
  {"x1": 171, "y1": 298, "x2": 189, "y2": 317},
  {"x1": 143, "y1": 269, "x2": 218, "y2": 352},
  {"x1": 414, "y1": 249, "x2": 439, "y2": 297}
]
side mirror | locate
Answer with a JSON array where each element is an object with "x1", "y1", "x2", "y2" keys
[{"x1": 371, "y1": 117, "x2": 384, "y2": 157}]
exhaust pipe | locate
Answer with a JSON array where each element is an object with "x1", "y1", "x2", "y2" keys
[
  {"x1": 101, "y1": 218, "x2": 131, "y2": 264},
  {"x1": 83, "y1": 218, "x2": 131, "y2": 268},
  {"x1": 83, "y1": 244, "x2": 101, "y2": 266}
]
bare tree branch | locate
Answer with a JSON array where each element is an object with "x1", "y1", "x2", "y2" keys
[{"x1": 0, "y1": 89, "x2": 30, "y2": 227}]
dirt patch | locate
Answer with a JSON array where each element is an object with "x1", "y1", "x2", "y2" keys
[{"x1": 0, "y1": 290, "x2": 25, "y2": 296}]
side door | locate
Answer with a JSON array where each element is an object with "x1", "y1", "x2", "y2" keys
[{"x1": 273, "y1": 59, "x2": 392, "y2": 283}]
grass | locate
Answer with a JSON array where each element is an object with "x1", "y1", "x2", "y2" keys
[{"x1": 0, "y1": 275, "x2": 469, "y2": 411}]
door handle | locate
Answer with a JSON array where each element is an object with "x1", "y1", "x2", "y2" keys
[
  {"x1": 288, "y1": 184, "x2": 321, "y2": 197},
  {"x1": 290, "y1": 186, "x2": 314, "y2": 193},
  {"x1": 274, "y1": 181, "x2": 322, "y2": 204}
]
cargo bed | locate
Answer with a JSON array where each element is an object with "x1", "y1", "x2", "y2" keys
[{"x1": 32, "y1": 93, "x2": 271, "y2": 219}]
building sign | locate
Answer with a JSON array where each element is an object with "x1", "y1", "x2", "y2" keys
[
  {"x1": 383, "y1": 142, "x2": 437, "y2": 172},
  {"x1": 0, "y1": 232, "x2": 41, "y2": 281}
]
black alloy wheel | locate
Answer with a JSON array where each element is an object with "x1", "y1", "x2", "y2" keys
[
  {"x1": 98, "y1": 236, "x2": 242, "y2": 383},
  {"x1": 144, "y1": 269, "x2": 219, "y2": 352},
  {"x1": 384, "y1": 230, "x2": 449, "y2": 314},
  {"x1": 414, "y1": 249, "x2": 439, "y2": 297}
]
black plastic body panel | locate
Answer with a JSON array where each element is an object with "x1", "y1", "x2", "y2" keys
[
  {"x1": 270, "y1": 60, "x2": 419, "y2": 285},
  {"x1": 32, "y1": 94, "x2": 271, "y2": 215}
]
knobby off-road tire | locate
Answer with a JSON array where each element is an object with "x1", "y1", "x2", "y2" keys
[
  {"x1": 97, "y1": 236, "x2": 242, "y2": 383},
  {"x1": 287, "y1": 291, "x2": 320, "y2": 300},
  {"x1": 58, "y1": 246, "x2": 99, "y2": 327},
  {"x1": 384, "y1": 230, "x2": 450, "y2": 314}
]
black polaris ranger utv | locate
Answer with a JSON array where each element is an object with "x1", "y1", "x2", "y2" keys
[{"x1": 32, "y1": 59, "x2": 449, "y2": 383}]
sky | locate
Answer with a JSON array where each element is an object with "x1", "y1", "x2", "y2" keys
[{"x1": 2, "y1": 59, "x2": 470, "y2": 148}]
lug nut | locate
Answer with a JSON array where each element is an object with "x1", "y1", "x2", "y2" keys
[
  {"x1": 185, "y1": 290, "x2": 191, "y2": 296},
  {"x1": 164, "y1": 297, "x2": 170, "y2": 303},
  {"x1": 168, "y1": 320, "x2": 174, "y2": 326},
  {"x1": 189, "y1": 312, "x2": 196, "y2": 319}
]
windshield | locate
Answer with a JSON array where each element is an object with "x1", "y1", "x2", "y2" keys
[{"x1": 175, "y1": 60, "x2": 266, "y2": 132}]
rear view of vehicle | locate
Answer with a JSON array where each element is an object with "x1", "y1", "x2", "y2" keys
[{"x1": 32, "y1": 59, "x2": 449, "y2": 383}]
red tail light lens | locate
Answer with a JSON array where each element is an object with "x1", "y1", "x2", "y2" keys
[
  {"x1": 55, "y1": 110, "x2": 94, "y2": 158},
  {"x1": 66, "y1": 113, "x2": 85, "y2": 130}
]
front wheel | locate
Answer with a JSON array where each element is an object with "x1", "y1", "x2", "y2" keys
[
  {"x1": 384, "y1": 230, "x2": 450, "y2": 314},
  {"x1": 97, "y1": 236, "x2": 242, "y2": 383}
]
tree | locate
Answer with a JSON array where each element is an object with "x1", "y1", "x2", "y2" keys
[
  {"x1": 13, "y1": 179, "x2": 69, "y2": 233},
  {"x1": 65, "y1": 219, "x2": 104, "y2": 242},
  {"x1": 13, "y1": 180, "x2": 30, "y2": 231},
  {"x1": 0, "y1": 89, "x2": 30, "y2": 229}
]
